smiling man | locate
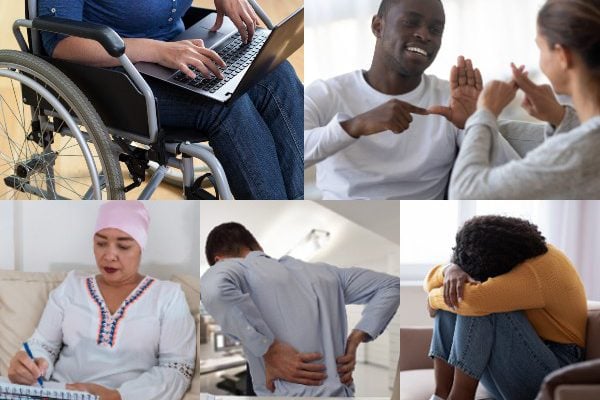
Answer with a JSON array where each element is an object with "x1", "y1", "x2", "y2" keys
[{"x1": 304, "y1": 0, "x2": 483, "y2": 199}]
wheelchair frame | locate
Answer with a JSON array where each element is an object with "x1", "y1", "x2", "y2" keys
[{"x1": 4, "y1": 0, "x2": 243, "y2": 199}]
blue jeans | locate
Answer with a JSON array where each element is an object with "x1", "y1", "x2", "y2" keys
[
  {"x1": 429, "y1": 310, "x2": 584, "y2": 400},
  {"x1": 148, "y1": 61, "x2": 303, "y2": 199}
]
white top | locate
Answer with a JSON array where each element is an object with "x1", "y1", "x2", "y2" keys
[
  {"x1": 28, "y1": 271, "x2": 196, "y2": 400},
  {"x1": 304, "y1": 70, "x2": 461, "y2": 199}
]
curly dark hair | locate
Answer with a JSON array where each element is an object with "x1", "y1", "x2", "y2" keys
[
  {"x1": 205, "y1": 222, "x2": 262, "y2": 266},
  {"x1": 451, "y1": 215, "x2": 548, "y2": 281}
]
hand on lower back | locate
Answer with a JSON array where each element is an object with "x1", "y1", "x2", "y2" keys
[
  {"x1": 263, "y1": 340, "x2": 327, "y2": 392},
  {"x1": 336, "y1": 330, "x2": 369, "y2": 385}
]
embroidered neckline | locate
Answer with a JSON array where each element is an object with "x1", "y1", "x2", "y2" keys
[{"x1": 85, "y1": 276, "x2": 155, "y2": 348}]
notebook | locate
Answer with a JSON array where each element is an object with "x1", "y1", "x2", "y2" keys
[{"x1": 0, "y1": 378, "x2": 99, "y2": 400}]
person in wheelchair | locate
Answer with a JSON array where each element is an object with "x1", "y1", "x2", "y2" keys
[
  {"x1": 37, "y1": 0, "x2": 304, "y2": 200},
  {"x1": 7, "y1": 201, "x2": 196, "y2": 400}
]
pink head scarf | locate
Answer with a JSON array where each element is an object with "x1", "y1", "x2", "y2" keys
[{"x1": 94, "y1": 201, "x2": 150, "y2": 250}]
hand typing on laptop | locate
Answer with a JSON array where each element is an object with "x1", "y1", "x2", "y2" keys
[
  {"x1": 211, "y1": 0, "x2": 260, "y2": 44},
  {"x1": 154, "y1": 39, "x2": 226, "y2": 80}
]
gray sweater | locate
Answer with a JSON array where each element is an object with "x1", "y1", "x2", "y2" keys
[{"x1": 449, "y1": 107, "x2": 600, "y2": 199}]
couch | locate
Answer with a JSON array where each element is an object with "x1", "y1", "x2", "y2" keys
[
  {"x1": 399, "y1": 301, "x2": 600, "y2": 400},
  {"x1": 0, "y1": 270, "x2": 201, "y2": 400}
]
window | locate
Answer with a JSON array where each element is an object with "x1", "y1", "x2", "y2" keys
[{"x1": 400, "y1": 201, "x2": 459, "y2": 281}]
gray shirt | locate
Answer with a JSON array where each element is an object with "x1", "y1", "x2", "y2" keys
[
  {"x1": 449, "y1": 107, "x2": 600, "y2": 199},
  {"x1": 200, "y1": 251, "x2": 400, "y2": 397}
]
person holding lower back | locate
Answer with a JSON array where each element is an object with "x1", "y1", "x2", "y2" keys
[{"x1": 200, "y1": 222, "x2": 400, "y2": 396}]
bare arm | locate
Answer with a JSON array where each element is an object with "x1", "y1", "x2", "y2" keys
[
  {"x1": 52, "y1": 36, "x2": 226, "y2": 79},
  {"x1": 53, "y1": 36, "x2": 157, "y2": 67}
]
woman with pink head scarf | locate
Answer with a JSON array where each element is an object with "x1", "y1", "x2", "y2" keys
[{"x1": 7, "y1": 201, "x2": 196, "y2": 400}]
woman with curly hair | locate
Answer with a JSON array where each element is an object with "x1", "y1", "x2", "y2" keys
[{"x1": 424, "y1": 215, "x2": 587, "y2": 400}]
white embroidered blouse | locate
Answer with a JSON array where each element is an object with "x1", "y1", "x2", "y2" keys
[{"x1": 27, "y1": 271, "x2": 196, "y2": 400}]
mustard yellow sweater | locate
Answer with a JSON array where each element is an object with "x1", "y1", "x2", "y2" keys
[{"x1": 424, "y1": 244, "x2": 588, "y2": 348}]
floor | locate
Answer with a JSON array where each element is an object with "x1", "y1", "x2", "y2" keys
[
  {"x1": 0, "y1": 0, "x2": 303, "y2": 200},
  {"x1": 354, "y1": 363, "x2": 393, "y2": 398}
]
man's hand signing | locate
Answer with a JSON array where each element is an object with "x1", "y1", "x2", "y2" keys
[
  {"x1": 263, "y1": 340, "x2": 326, "y2": 392},
  {"x1": 429, "y1": 56, "x2": 483, "y2": 129},
  {"x1": 340, "y1": 99, "x2": 429, "y2": 138}
]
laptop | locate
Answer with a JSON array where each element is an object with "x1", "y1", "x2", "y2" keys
[{"x1": 136, "y1": 7, "x2": 304, "y2": 104}]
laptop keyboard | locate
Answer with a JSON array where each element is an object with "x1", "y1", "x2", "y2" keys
[{"x1": 171, "y1": 32, "x2": 268, "y2": 93}]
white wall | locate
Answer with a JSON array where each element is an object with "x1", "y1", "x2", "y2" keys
[
  {"x1": 0, "y1": 201, "x2": 200, "y2": 280},
  {"x1": 199, "y1": 201, "x2": 399, "y2": 271},
  {"x1": 400, "y1": 283, "x2": 433, "y2": 328},
  {"x1": 0, "y1": 202, "x2": 14, "y2": 270}
]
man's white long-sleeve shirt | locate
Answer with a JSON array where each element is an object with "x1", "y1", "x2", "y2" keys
[
  {"x1": 200, "y1": 252, "x2": 400, "y2": 397},
  {"x1": 305, "y1": 70, "x2": 461, "y2": 199}
]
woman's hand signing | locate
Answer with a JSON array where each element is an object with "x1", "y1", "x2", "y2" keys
[
  {"x1": 477, "y1": 79, "x2": 519, "y2": 118},
  {"x1": 511, "y1": 63, "x2": 566, "y2": 127}
]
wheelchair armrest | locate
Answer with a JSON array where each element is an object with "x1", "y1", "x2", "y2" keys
[{"x1": 32, "y1": 16, "x2": 125, "y2": 57}]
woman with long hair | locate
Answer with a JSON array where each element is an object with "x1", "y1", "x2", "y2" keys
[{"x1": 449, "y1": 0, "x2": 600, "y2": 199}]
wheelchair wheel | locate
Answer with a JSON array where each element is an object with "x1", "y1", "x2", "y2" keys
[{"x1": 0, "y1": 50, "x2": 124, "y2": 199}]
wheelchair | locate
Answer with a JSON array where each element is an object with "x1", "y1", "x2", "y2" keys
[{"x1": 0, "y1": 0, "x2": 240, "y2": 199}]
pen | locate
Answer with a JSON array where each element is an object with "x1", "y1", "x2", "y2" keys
[{"x1": 22, "y1": 342, "x2": 44, "y2": 387}]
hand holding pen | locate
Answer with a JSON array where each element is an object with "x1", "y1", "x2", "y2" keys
[
  {"x1": 23, "y1": 342, "x2": 45, "y2": 387},
  {"x1": 6, "y1": 342, "x2": 48, "y2": 386}
]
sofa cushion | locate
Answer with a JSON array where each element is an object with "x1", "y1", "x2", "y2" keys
[
  {"x1": 400, "y1": 369, "x2": 492, "y2": 400},
  {"x1": 171, "y1": 274, "x2": 200, "y2": 315},
  {"x1": 0, "y1": 271, "x2": 68, "y2": 375},
  {"x1": 400, "y1": 327, "x2": 434, "y2": 371},
  {"x1": 535, "y1": 359, "x2": 600, "y2": 400},
  {"x1": 170, "y1": 274, "x2": 201, "y2": 397},
  {"x1": 585, "y1": 307, "x2": 600, "y2": 360},
  {"x1": 554, "y1": 385, "x2": 600, "y2": 400}
]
